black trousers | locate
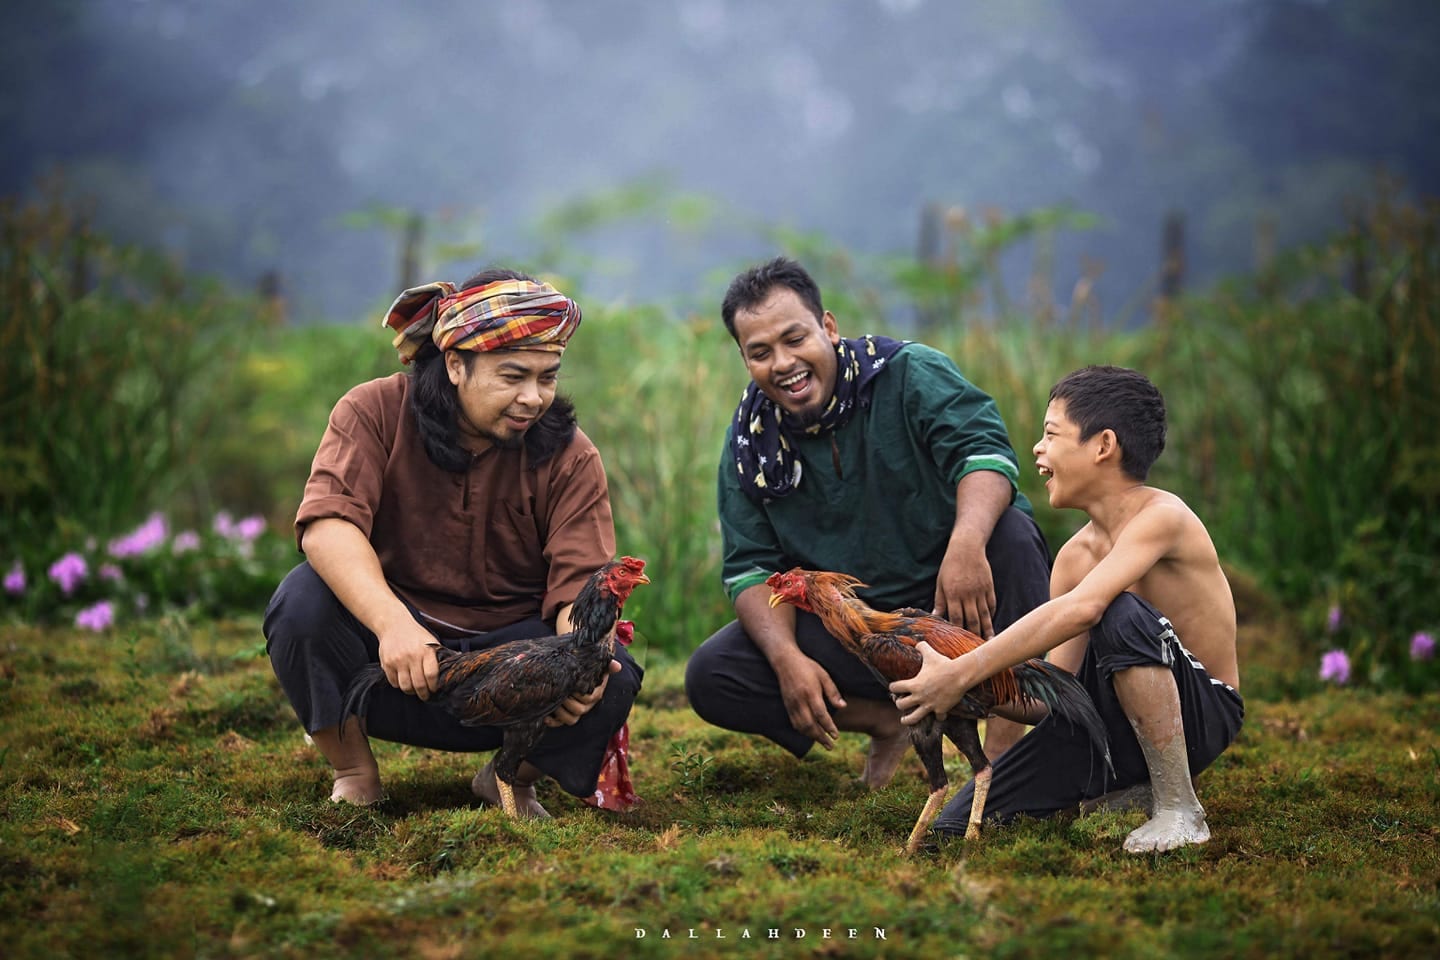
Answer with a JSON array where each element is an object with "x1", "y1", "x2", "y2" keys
[
  {"x1": 932, "y1": 591, "x2": 1245, "y2": 834},
  {"x1": 264, "y1": 561, "x2": 643, "y2": 799},
  {"x1": 684, "y1": 506, "x2": 1052, "y2": 757}
]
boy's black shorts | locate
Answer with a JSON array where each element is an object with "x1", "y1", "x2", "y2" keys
[{"x1": 933, "y1": 591, "x2": 1244, "y2": 833}]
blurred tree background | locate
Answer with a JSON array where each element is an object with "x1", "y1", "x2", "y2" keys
[
  {"x1": 2, "y1": 0, "x2": 1436, "y2": 685},
  {"x1": 2, "y1": 0, "x2": 1436, "y2": 323}
]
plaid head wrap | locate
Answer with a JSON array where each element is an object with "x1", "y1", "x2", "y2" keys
[
  {"x1": 384, "y1": 278, "x2": 582, "y2": 364},
  {"x1": 730, "y1": 334, "x2": 909, "y2": 501}
]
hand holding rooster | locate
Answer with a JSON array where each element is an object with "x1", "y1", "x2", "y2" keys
[
  {"x1": 890, "y1": 641, "x2": 973, "y2": 724},
  {"x1": 546, "y1": 657, "x2": 622, "y2": 727}
]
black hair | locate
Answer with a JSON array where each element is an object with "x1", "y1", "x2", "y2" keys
[
  {"x1": 406, "y1": 266, "x2": 577, "y2": 472},
  {"x1": 720, "y1": 256, "x2": 825, "y2": 341},
  {"x1": 1048, "y1": 365, "x2": 1167, "y2": 481}
]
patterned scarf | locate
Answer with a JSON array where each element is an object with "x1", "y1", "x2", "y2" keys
[
  {"x1": 384, "y1": 278, "x2": 582, "y2": 364},
  {"x1": 730, "y1": 335, "x2": 909, "y2": 501}
]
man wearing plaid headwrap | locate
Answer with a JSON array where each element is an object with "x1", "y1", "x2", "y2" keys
[
  {"x1": 265, "y1": 267, "x2": 642, "y2": 817},
  {"x1": 685, "y1": 257, "x2": 1052, "y2": 794}
]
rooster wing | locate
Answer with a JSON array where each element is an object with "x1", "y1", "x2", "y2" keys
[{"x1": 432, "y1": 639, "x2": 610, "y2": 727}]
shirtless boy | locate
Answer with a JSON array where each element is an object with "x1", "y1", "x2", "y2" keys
[{"x1": 890, "y1": 365, "x2": 1244, "y2": 853}]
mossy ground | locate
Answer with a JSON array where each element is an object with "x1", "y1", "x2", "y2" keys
[{"x1": 1, "y1": 614, "x2": 1437, "y2": 959}]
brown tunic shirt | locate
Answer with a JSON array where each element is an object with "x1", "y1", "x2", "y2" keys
[{"x1": 295, "y1": 374, "x2": 616, "y2": 633}]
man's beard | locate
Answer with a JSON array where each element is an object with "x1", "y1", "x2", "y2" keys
[
  {"x1": 457, "y1": 412, "x2": 527, "y2": 451},
  {"x1": 476, "y1": 425, "x2": 526, "y2": 451},
  {"x1": 793, "y1": 406, "x2": 824, "y2": 429}
]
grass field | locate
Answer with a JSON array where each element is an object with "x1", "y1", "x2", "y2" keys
[
  {"x1": 2, "y1": 191, "x2": 1436, "y2": 958},
  {"x1": 2, "y1": 605, "x2": 1437, "y2": 959}
]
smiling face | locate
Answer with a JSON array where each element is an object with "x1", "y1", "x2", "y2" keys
[
  {"x1": 445, "y1": 348, "x2": 561, "y2": 451},
  {"x1": 1033, "y1": 398, "x2": 1100, "y2": 510},
  {"x1": 731, "y1": 287, "x2": 841, "y2": 424}
]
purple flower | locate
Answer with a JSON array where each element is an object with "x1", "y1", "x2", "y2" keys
[
  {"x1": 234, "y1": 515, "x2": 266, "y2": 542},
  {"x1": 75, "y1": 600, "x2": 115, "y2": 631},
  {"x1": 1412, "y1": 632, "x2": 1436, "y2": 662},
  {"x1": 213, "y1": 511, "x2": 235, "y2": 538},
  {"x1": 99, "y1": 563, "x2": 124, "y2": 583},
  {"x1": 108, "y1": 513, "x2": 168, "y2": 558},
  {"x1": 1319, "y1": 649, "x2": 1351, "y2": 685},
  {"x1": 1326, "y1": 605, "x2": 1342, "y2": 633},
  {"x1": 4, "y1": 562, "x2": 24, "y2": 595},
  {"x1": 47, "y1": 552, "x2": 88, "y2": 595},
  {"x1": 172, "y1": 530, "x2": 201, "y2": 554}
]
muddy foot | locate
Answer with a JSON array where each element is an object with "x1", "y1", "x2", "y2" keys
[{"x1": 1123, "y1": 806, "x2": 1210, "y2": 853}]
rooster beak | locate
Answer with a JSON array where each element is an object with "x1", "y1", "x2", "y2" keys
[
  {"x1": 636, "y1": 573, "x2": 650, "y2": 585},
  {"x1": 768, "y1": 592, "x2": 783, "y2": 608}
]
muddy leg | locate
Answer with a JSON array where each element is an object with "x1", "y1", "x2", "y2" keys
[{"x1": 1112, "y1": 665, "x2": 1209, "y2": 853}]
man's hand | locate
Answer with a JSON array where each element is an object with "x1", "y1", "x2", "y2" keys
[
  {"x1": 890, "y1": 642, "x2": 972, "y2": 725},
  {"x1": 377, "y1": 619, "x2": 442, "y2": 700},
  {"x1": 546, "y1": 659, "x2": 621, "y2": 727},
  {"x1": 774, "y1": 653, "x2": 846, "y2": 749},
  {"x1": 933, "y1": 537, "x2": 997, "y2": 638}
]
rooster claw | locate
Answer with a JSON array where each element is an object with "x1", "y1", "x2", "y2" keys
[{"x1": 471, "y1": 762, "x2": 551, "y2": 819}]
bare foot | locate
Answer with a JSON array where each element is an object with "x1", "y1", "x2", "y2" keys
[
  {"x1": 472, "y1": 760, "x2": 550, "y2": 819},
  {"x1": 859, "y1": 730, "x2": 911, "y2": 789},
  {"x1": 331, "y1": 771, "x2": 384, "y2": 805},
  {"x1": 1123, "y1": 806, "x2": 1210, "y2": 853}
]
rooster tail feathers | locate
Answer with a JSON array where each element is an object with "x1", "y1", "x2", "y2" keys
[
  {"x1": 338, "y1": 663, "x2": 389, "y2": 740},
  {"x1": 1016, "y1": 660, "x2": 1114, "y2": 774}
]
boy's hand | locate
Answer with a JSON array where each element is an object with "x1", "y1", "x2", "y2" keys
[{"x1": 890, "y1": 642, "x2": 971, "y2": 724}]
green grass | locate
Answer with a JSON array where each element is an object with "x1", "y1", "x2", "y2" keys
[{"x1": 2, "y1": 615, "x2": 1437, "y2": 959}]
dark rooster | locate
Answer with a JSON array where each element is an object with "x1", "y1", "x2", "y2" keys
[
  {"x1": 342, "y1": 557, "x2": 649, "y2": 818},
  {"x1": 767, "y1": 568, "x2": 1110, "y2": 853}
]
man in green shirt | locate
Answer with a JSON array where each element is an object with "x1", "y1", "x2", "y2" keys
[{"x1": 685, "y1": 257, "x2": 1051, "y2": 787}]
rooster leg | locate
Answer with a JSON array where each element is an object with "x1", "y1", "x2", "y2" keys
[
  {"x1": 966, "y1": 765, "x2": 993, "y2": 840},
  {"x1": 944, "y1": 718, "x2": 992, "y2": 841},
  {"x1": 905, "y1": 788, "x2": 952, "y2": 855},
  {"x1": 496, "y1": 778, "x2": 520, "y2": 819},
  {"x1": 904, "y1": 722, "x2": 950, "y2": 856}
]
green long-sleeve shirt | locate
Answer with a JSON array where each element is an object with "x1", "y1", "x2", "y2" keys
[{"x1": 718, "y1": 343, "x2": 1031, "y2": 611}]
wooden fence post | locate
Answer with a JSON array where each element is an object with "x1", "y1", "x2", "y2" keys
[
  {"x1": 1160, "y1": 211, "x2": 1185, "y2": 300},
  {"x1": 1156, "y1": 211, "x2": 1185, "y2": 321},
  {"x1": 1254, "y1": 214, "x2": 1277, "y2": 298},
  {"x1": 915, "y1": 201, "x2": 944, "y2": 331},
  {"x1": 258, "y1": 270, "x2": 286, "y2": 327},
  {"x1": 400, "y1": 212, "x2": 425, "y2": 291}
]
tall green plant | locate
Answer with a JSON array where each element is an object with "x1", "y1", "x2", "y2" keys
[
  {"x1": 560, "y1": 302, "x2": 748, "y2": 655},
  {"x1": 0, "y1": 194, "x2": 266, "y2": 550},
  {"x1": 1144, "y1": 192, "x2": 1440, "y2": 681}
]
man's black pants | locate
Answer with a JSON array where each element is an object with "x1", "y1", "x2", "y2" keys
[{"x1": 264, "y1": 561, "x2": 642, "y2": 799}]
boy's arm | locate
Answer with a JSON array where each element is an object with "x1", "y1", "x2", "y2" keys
[
  {"x1": 891, "y1": 500, "x2": 1187, "y2": 723},
  {"x1": 1044, "y1": 542, "x2": 1090, "y2": 675},
  {"x1": 978, "y1": 543, "x2": 1092, "y2": 748}
]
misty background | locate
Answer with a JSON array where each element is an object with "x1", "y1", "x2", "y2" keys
[{"x1": 5, "y1": 0, "x2": 1436, "y2": 325}]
